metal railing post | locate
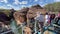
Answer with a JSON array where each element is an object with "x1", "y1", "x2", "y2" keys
[
  {"x1": 34, "y1": 20, "x2": 37, "y2": 34},
  {"x1": 21, "y1": 24, "x2": 24, "y2": 34}
]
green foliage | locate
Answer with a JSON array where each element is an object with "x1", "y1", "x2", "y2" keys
[
  {"x1": 0, "y1": 9, "x2": 10, "y2": 16},
  {"x1": 4, "y1": 10, "x2": 11, "y2": 17},
  {"x1": 44, "y1": 2, "x2": 60, "y2": 12},
  {"x1": 0, "y1": 9, "x2": 17, "y2": 17}
]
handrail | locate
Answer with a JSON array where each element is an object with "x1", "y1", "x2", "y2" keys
[{"x1": 1, "y1": 25, "x2": 21, "y2": 34}]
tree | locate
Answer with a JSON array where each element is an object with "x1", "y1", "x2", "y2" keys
[{"x1": 44, "y1": 2, "x2": 60, "y2": 12}]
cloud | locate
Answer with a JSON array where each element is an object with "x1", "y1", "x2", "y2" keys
[
  {"x1": 34, "y1": 0, "x2": 38, "y2": 2},
  {"x1": 3, "y1": 0, "x2": 7, "y2": 3},
  {"x1": 0, "y1": 6, "x2": 4, "y2": 8},
  {"x1": 40, "y1": 2, "x2": 43, "y2": 4},
  {"x1": 0, "y1": 5, "x2": 9, "y2": 9},
  {"x1": 13, "y1": 0, "x2": 28, "y2": 5},
  {"x1": 28, "y1": 5, "x2": 32, "y2": 7},
  {"x1": 0, "y1": 0, "x2": 8, "y2": 3},
  {"x1": 14, "y1": 0, "x2": 20, "y2": 5},
  {"x1": 29, "y1": 0, "x2": 32, "y2": 2},
  {"x1": 7, "y1": 4, "x2": 20, "y2": 10},
  {"x1": 19, "y1": 1, "x2": 28, "y2": 4},
  {"x1": 7, "y1": 4, "x2": 14, "y2": 8},
  {"x1": 0, "y1": 0, "x2": 3, "y2": 2},
  {"x1": 21, "y1": 5, "x2": 26, "y2": 8},
  {"x1": 7, "y1": 4, "x2": 12, "y2": 7},
  {"x1": 41, "y1": 3, "x2": 47, "y2": 7},
  {"x1": 54, "y1": 0, "x2": 60, "y2": 2}
]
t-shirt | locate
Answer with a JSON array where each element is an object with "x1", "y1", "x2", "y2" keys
[
  {"x1": 35, "y1": 14, "x2": 45, "y2": 22},
  {"x1": 45, "y1": 15, "x2": 49, "y2": 22}
]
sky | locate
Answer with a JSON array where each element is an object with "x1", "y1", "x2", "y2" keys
[{"x1": 0, "y1": 0, "x2": 60, "y2": 10}]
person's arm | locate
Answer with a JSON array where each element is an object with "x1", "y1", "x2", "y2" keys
[{"x1": 54, "y1": 16, "x2": 58, "y2": 22}]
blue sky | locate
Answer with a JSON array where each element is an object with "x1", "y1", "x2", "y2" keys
[{"x1": 0, "y1": 0, "x2": 60, "y2": 10}]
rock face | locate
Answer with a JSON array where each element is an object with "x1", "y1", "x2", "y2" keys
[
  {"x1": 13, "y1": 8, "x2": 29, "y2": 25},
  {"x1": 27, "y1": 4, "x2": 46, "y2": 19},
  {"x1": 13, "y1": 4, "x2": 46, "y2": 25}
]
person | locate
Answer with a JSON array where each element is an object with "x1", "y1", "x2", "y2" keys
[
  {"x1": 57, "y1": 11, "x2": 60, "y2": 17},
  {"x1": 43, "y1": 30, "x2": 49, "y2": 34},
  {"x1": 55, "y1": 11, "x2": 60, "y2": 25},
  {"x1": 35, "y1": 12, "x2": 45, "y2": 34},
  {"x1": 44, "y1": 13, "x2": 50, "y2": 26},
  {"x1": 10, "y1": 19, "x2": 19, "y2": 34},
  {"x1": 50, "y1": 14, "x2": 55, "y2": 24},
  {"x1": 24, "y1": 25, "x2": 32, "y2": 34},
  {"x1": 9, "y1": 9, "x2": 16, "y2": 19}
]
